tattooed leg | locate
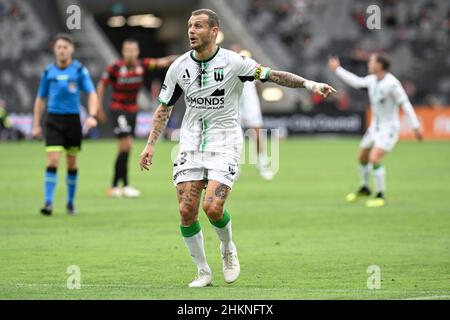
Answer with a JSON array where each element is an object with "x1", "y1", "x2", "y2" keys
[
  {"x1": 203, "y1": 180, "x2": 239, "y2": 282},
  {"x1": 176, "y1": 179, "x2": 212, "y2": 279},
  {"x1": 202, "y1": 180, "x2": 230, "y2": 221},
  {"x1": 176, "y1": 180, "x2": 206, "y2": 226}
]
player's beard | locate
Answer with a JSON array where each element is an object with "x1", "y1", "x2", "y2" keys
[{"x1": 192, "y1": 36, "x2": 212, "y2": 54}]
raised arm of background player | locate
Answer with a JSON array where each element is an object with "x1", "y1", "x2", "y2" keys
[
  {"x1": 96, "y1": 55, "x2": 179, "y2": 123},
  {"x1": 32, "y1": 89, "x2": 98, "y2": 139},
  {"x1": 328, "y1": 56, "x2": 423, "y2": 141},
  {"x1": 138, "y1": 68, "x2": 336, "y2": 171}
]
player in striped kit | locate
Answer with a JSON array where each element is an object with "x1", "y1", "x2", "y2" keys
[{"x1": 97, "y1": 39, "x2": 177, "y2": 198}]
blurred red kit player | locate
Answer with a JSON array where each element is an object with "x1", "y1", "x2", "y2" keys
[{"x1": 97, "y1": 38, "x2": 178, "y2": 198}]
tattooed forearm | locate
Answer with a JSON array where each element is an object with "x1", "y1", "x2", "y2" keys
[
  {"x1": 147, "y1": 104, "x2": 173, "y2": 146},
  {"x1": 268, "y1": 70, "x2": 307, "y2": 88}
]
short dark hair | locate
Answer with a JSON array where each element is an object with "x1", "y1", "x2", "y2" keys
[
  {"x1": 54, "y1": 33, "x2": 74, "y2": 45},
  {"x1": 123, "y1": 38, "x2": 139, "y2": 46},
  {"x1": 375, "y1": 53, "x2": 390, "y2": 71},
  {"x1": 191, "y1": 8, "x2": 220, "y2": 28}
]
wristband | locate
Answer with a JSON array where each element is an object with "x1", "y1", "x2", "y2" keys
[
  {"x1": 305, "y1": 80, "x2": 325, "y2": 91},
  {"x1": 304, "y1": 80, "x2": 316, "y2": 91}
]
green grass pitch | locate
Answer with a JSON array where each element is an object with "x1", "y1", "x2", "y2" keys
[{"x1": 0, "y1": 138, "x2": 449, "y2": 299}]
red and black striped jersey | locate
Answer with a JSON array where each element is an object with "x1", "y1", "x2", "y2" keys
[{"x1": 101, "y1": 58, "x2": 156, "y2": 112}]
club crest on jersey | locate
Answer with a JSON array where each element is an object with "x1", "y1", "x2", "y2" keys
[{"x1": 214, "y1": 67, "x2": 224, "y2": 82}]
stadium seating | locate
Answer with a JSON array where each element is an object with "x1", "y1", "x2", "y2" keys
[{"x1": 226, "y1": 0, "x2": 450, "y2": 109}]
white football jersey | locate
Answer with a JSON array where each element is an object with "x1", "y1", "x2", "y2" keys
[
  {"x1": 159, "y1": 47, "x2": 270, "y2": 156},
  {"x1": 335, "y1": 66, "x2": 420, "y2": 131}
]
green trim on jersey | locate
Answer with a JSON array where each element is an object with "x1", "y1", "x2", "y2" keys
[
  {"x1": 201, "y1": 62, "x2": 210, "y2": 88},
  {"x1": 200, "y1": 118, "x2": 209, "y2": 151},
  {"x1": 158, "y1": 97, "x2": 168, "y2": 106},
  {"x1": 190, "y1": 46, "x2": 220, "y2": 63},
  {"x1": 263, "y1": 67, "x2": 271, "y2": 80}
]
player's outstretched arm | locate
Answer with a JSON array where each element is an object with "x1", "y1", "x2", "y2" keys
[
  {"x1": 268, "y1": 70, "x2": 336, "y2": 98},
  {"x1": 154, "y1": 55, "x2": 180, "y2": 69},
  {"x1": 139, "y1": 103, "x2": 174, "y2": 171},
  {"x1": 328, "y1": 56, "x2": 369, "y2": 89}
]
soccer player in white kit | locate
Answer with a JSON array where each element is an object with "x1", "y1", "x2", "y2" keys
[
  {"x1": 139, "y1": 9, "x2": 336, "y2": 288},
  {"x1": 328, "y1": 54, "x2": 423, "y2": 208}
]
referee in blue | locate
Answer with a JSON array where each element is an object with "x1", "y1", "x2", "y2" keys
[{"x1": 32, "y1": 33, "x2": 98, "y2": 216}]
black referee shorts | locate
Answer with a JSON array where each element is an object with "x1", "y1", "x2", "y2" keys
[
  {"x1": 45, "y1": 113, "x2": 82, "y2": 155},
  {"x1": 110, "y1": 110, "x2": 137, "y2": 138}
]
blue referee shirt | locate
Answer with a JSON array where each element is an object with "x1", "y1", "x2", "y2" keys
[{"x1": 37, "y1": 60, "x2": 95, "y2": 114}]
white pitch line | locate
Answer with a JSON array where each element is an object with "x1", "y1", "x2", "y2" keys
[
  {"x1": 402, "y1": 295, "x2": 450, "y2": 300},
  {"x1": 1, "y1": 283, "x2": 450, "y2": 297}
]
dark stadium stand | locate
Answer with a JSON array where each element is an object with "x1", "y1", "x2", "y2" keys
[
  {"x1": 227, "y1": 0, "x2": 450, "y2": 109},
  {"x1": 0, "y1": 0, "x2": 448, "y2": 137},
  {"x1": 0, "y1": 0, "x2": 108, "y2": 115}
]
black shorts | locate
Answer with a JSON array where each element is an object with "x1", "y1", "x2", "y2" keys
[
  {"x1": 45, "y1": 113, "x2": 82, "y2": 154},
  {"x1": 110, "y1": 110, "x2": 137, "y2": 138}
]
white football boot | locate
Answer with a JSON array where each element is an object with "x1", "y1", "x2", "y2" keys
[
  {"x1": 188, "y1": 269, "x2": 213, "y2": 288},
  {"x1": 109, "y1": 187, "x2": 123, "y2": 198},
  {"x1": 221, "y1": 242, "x2": 240, "y2": 283},
  {"x1": 260, "y1": 168, "x2": 275, "y2": 180},
  {"x1": 122, "y1": 186, "x2": 141, "y2": 198}
]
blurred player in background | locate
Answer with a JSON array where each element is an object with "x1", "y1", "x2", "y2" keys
[
  {"x1": 230, "y1": 44, "x2": 274, "y2": 180},
  {"x1": 97, "y1": 39, "x2": 178, "y2": 198},
  {"x1": 32, "y1": 33, "x2": 98, "y2": 215},
  {"x1": 139, "y1": 9, "x2": 335, "y2": 288},
  {"x1": 328, "y1": 54, "x2": 423, "y2": 208}
]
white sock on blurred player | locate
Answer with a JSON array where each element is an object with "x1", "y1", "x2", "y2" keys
[
  {"x1": 360, "y1": 163, "x2": 371, "y2": 187},
  {"x1": 372, "y1": 164, "x2": 386, "y2": 194},
  {"x1": 258, "y1": 153, "x2": 274, "y2": 180},
  {"x1": 258, "y1": 153, "x2": 268, "y2": 170}
]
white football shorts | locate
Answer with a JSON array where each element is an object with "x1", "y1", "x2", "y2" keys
[
  {"x1": 172, "y1": 151, "x2": 240, "y2": 189},
  {"x1": 360, "y1": 126, "x2": 399, "y2": 152}
]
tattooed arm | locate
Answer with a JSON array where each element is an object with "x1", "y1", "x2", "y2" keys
[
  {"x1": 268, "y1": 70, "x2": 336, "y2": 98},
  {"x1": 139, "y1": 103, "x2": 173, "y2": 170}
]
